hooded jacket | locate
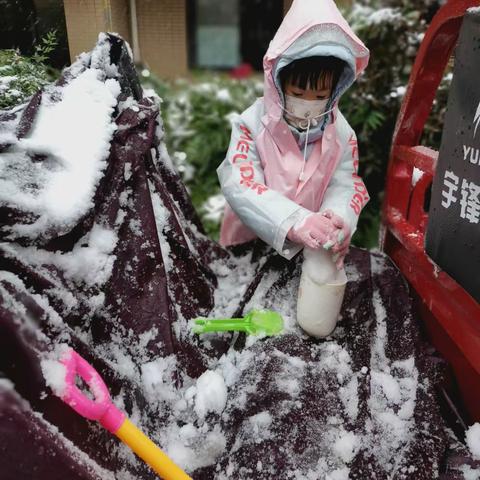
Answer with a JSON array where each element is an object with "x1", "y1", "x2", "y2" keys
[{"x1": 217, "y1": 0, "x2": 370, "y2": 259}]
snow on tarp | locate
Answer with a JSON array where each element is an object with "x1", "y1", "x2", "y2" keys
[{"x1": 0, "y1": 33, "x2": 479, "y2": 479}]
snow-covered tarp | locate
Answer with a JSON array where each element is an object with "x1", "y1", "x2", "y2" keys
[{"x1": 0, "y1": 34, "x2": 479, "y2": 479}]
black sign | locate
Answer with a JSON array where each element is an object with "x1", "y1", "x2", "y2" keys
[{"x1": 425, "y1": 8, "x2": 480, "y2": 304}]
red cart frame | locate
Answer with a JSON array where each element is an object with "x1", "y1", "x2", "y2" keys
[{"x1": 381, "y1": 0, "x2": 480, "y2": 423}]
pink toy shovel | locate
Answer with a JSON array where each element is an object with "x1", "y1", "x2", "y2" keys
[{"x1": 58, "y1": 348, "x2": 191, "y2": 480}]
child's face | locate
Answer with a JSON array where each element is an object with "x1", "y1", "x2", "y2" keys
[{"x1": 284, "y1": 80, "x2": 332, "y2": 101}]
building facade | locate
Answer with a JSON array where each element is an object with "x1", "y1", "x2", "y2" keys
[{"x1": 62, "y1": 0, "x2": 291, "y2": 78}]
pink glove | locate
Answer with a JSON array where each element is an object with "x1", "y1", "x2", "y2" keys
[
  {"x1": 322, "y1": 210, "x2": 351, "y2": 269},
  {"x1": 287, "y1": 212, "x2": 341, "y2": 249},
  {"x1": 288, "y1": 210, "x2": 351, "y2": 269},
  {"x1": 331, "y1": 235, "x2": 351, "y2": 269}
]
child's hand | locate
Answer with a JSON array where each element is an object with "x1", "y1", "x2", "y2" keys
[
  {"x1": 320, "y1": 210, "x2": 351, "y2": 269},
  {"x1": 287, "y1": 212, "x2": 342, "y2": 250},
  {"x1": 331, "y1": 237, "x2": 350, "y2": 269}
]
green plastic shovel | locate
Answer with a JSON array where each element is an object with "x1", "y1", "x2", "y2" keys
[{"x1": 192, "y1": 309, "x2": 284, "y2": 336}]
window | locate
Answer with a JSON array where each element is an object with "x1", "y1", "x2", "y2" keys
[{"x1": 188, "y1": 0, "x2": 283, "y2": 71}]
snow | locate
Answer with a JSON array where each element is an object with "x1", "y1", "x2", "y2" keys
[
  {"x1": 0, "y1": 270, "x2": 66, "y2": 328},
  {"x1": 40, "y1": 359, "x2": 67, "y2": 396},
  {"x1": 167, "y1": 425, "x2": 226, "y2": 472},
  {"x1": 123, "y1": 162, "x2": 132, "y2": 181},
  {"x1": 208, "y1": 251, "x2": 260, "y2": 320},
  {"x1": 366, "y1": 256, "x2": 419, "y2": 474},
  {"x1": 90, "y1": 33, "x2": 120, "y2": 78},
  {"x1": 0, "y1": 378, "x2": 15, "y2": 394},
  {"x1": 141, "y1": 356, "x2": 178, "y2": 404},
  {"x1": 139, "y1": 356, "x2": 229, "y2": 471},
  {"x1": 460, "y1": 465, "x2": 480, "y2": 480},
  {"x1": 366, "y1": 7, "x2": 402, "y2": 25},
  {"x1": 390, "y1": 85, "x2": 407, "y2": 99},
  {"x1": 103, "y1": 343, "x2": 137, "y2": 380},
  {"x1": 371, "y1": 370, "x2": 402, "y2": 404},
  {"x1": 412, "y1": 166, "x2": 424, "y2": 186},
  {"x1": 31, "y1": 409, "x2": 117, "y2": 479},
  {"x1": 216, "y1": 88, "x2": 232, "y2": 102},
  {"x1": 149, "y1": 181, "x2": 173, "y2": 273},
  {"x1": 0, "y1": 272, "x2": 60, "y2": 344},
  {"x1": 40, "y1": 345, "x2": 72, "y2": 397},
  {"x1": 0, "y1": 68, "x2": 120, "y2": 239},
  {"x1": 194, "y1": 370, "x2": 227, "y2": 419},
  {"x1": 466, "y1": 423, "x2": 480, "y2": 459},
  {"x1": 249, "y1": 411, "x2": 272, "y2": 432},
  {"x1": 3, "y1": 100, "x2": 433, "y2": 477},
  {"x1": 171, "y1": 151, "x2": 194, "y2": 181},
  {"x1": 2, "y1": 223, "x2": 118, "y2": 286},
  {"x1": 326, "y1": 468, "x2": 350, "y2": 480},
  {"x1": 0, "y1": 75, "x2": 17, "y2": 95},
  {"x1": 333, "y1": 430, "x2": 359, "y2": 463},
  {"x1": 201, "y1": 193, "x2": 226, "y2": 223},
  {"x1": 338, "y1": 375, "x2": 359, "y2": 420}
]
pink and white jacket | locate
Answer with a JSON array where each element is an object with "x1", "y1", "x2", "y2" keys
[{"x1": 217, "y1": 0, "x2": 370, "y2": 259}]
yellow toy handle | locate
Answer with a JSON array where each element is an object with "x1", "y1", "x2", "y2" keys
[
  {"x1": 57, "y1": 349, "x2": 191, "y2": 479},
  {"x1": 116, "y1": 419, "x2": 192, "y2": 480}
]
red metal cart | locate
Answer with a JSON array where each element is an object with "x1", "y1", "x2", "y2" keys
[{"x1": 381, "y1": 0, "x2": 480, "y2": 424}]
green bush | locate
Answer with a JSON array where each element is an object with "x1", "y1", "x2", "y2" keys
[
  {"x1": 0, "y1": 30, "x2": 58, "y2": 109},
  {"x1": 142, "y1": 72, "x2": 263, "y2": 241}
]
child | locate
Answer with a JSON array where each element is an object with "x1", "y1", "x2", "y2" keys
[{"x1": 217, "y1": 0, "x2": 370, "y2": 337}]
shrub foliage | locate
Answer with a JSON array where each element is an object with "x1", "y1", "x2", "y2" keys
[{"x1": 0, "y1": 30, "x2": 58, "y2": 109}]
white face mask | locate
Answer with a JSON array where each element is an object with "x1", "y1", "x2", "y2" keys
[
  {"x1": 281, "y1": 95, "x2": 334, "y2": 181},
  {"x1": 284, "y1": 95, "x2": 330, "y2": 129}
]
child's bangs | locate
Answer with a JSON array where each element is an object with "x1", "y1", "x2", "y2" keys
[
  {"x1": 280, "y1": 56, "x2": 345, "y2": 92},
  {"x1": 289, "y1": 70, "x2": 334, "y2": 91}
]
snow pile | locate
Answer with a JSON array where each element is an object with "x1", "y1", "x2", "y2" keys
[
  {"x1": 332, "y1": 430, "x2": 360, "y2": 463},
  {"x1": 40, "y1": 344, "x2": 74, "y2": 398},
  {"x1": 0, "y1": 66, "x2": 120, "y2": 239},
  {"x1": 166, "y1": 423, "x2": 226, "y2": 472},
  {"x1": 141, "y1": 356, "x2": 179, "y2": 404},
  {"x1": 40, "y1": 359, "x2": 67, "y2": 397},
  {"x1": 460, "y1": 464, "x2": 480, "y2": 480},
  {"x1": 193, "y1": 370, "x2": 227, "y2": 419},
  {"x1": 466, "y1": 423, "x2": 480, "y2": 460},
  {"x1": 139, "y1": 356, "x2": 228, "y2": 471},
  {"x1": 2, "y1": 223, "x2": 118, "y2": 287},
  {"x1": 248, "y1": 411, "x2": 273, "y2": 436},
  {"x1": 146, "y1": 253, "x2": 424, "y2": 477}
]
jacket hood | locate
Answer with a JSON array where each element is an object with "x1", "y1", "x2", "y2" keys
[{"x1": 263, "y1": 0, "x2": 370, "y2": 123}]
